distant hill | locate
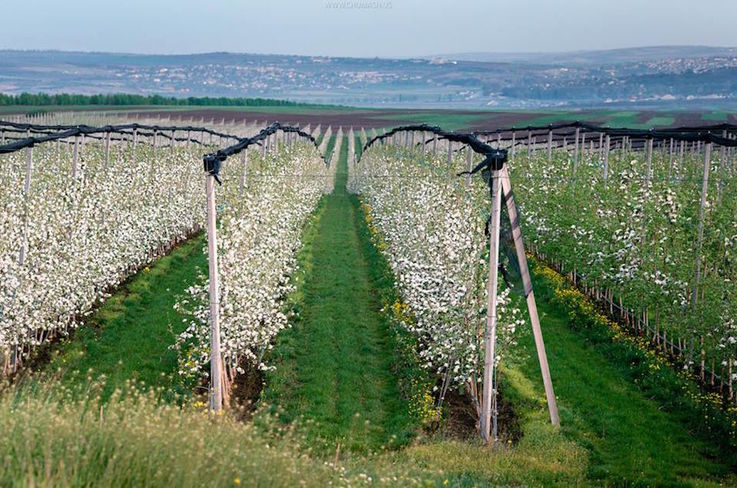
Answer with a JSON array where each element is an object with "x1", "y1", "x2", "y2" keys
[
  {"x1": 1, "y1": 48, "x2": 736, "y2": 109},
  {"x1": 436, "y1": 46, "x2": 737, "y2": 66}
]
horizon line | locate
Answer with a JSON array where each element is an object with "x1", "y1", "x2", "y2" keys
[{"x1": 1, "y1": 44, "x2": 736, "y2": 61}]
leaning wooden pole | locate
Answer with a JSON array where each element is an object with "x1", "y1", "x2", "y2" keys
[
  {"x1": 481, "y1": 164, "x2": 503, "y2": 444},
  {"x1": 500, "y1": 165, "x2": 560, "y2": 426},
  {"x1": 205, "y1": 172, "x2": 224, "y2": 411}
]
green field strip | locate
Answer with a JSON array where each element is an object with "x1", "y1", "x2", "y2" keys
[
  {"x1": 511, "y1": 263, "x2": 732, "y2": 486},
  {"x1": 263, "y1": 137, "x2": 415, "y2": 452},
  {"x1": 40, "y1": 234, "x2": 207, "y2": 400},
  {"x1": 365, "y1": 112, "x2": 489, "y2": 131}
]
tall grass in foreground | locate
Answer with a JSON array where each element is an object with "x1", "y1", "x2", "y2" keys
[
  {"x1": 0, "y1": 376, "x2": 590, "y2": 487},
  {"x1": 0, "y1": 382, "x2": 393, "y2": 487}
]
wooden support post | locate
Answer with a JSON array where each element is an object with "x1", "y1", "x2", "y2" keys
[
  {"x1": 500, "y1": 165, "x2": 560, "y2": 427},
  {"x1": 465, "y1": 146, "x2": 473, "y2": 187},
  {"x1": 645, "y1": 138, "x2": 653, "y2": 187},
  {"x1": 205, "y1": 173, "x2": 224, "y2": 412},
  {"x1": 481, "y1": 164, "x2": 502, "y2": 444},
  {"x1": 721, "y1": 130, "x2": 728, "y2": 173},
  {"x1": 692, "y1": 143, "x2": 712, "y2": 309},
  {"x1": 547, "y1": 130, "x2": 553, "y2": 163},
  {"x1": 581, "y1": 132, "x2": 586, "y2": 157},
  {"x1": 573, "y1": 127, "x2": 580, "y2": 175},
  {"x1": 132, "y1": 129, "x2": 138, "y2": 163},
  {"x1": 104, "y1": 132, "x2": 111, "y2": 169},
  {"x1": 72, "y1": 136, "x2": 79, "y2": 178},
  {"x1": 19, "y1": 146, "x2": 33, "y2": 266},
  {"x1": 240, "y1": 149, "x2": 248, "y2": 190},
  {"x1": 527, "y1": 131, "x2": 532, "y2": 158},
  {"x1": 447, "y1": 140, "x2": 453, "y2": 166},
  {"x1": 603, "y1": 135, "x2": 610, "y2": 187},
  {"x1": 511, "y1": 132, "x2": 516, "y2": 161}
]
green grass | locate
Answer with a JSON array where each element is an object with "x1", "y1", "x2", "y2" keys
[
  {"x1": 39, "y1": 234, "x2": 207, "y2": 400},
  {"x1": 702, "y1": 111, "x2": 731, "y2": 122},
  {"x1": 516, "y1": 110, "x2": 687, "y2": 130},
  {"x1": 641, "y1": 115, "x2": 676, "y2": 128},
  {"x1": 513, "y1": 262, "x2": 733, "y2": 486},
  {"x1": 0, "y1": 385, "x2": 391, "y2": 487},
  {"x1": 324, "y1": 134, "x2": 337, "y2": 162},
  {"x1": 262, "y1": 137, "x2": 416, "y2": 453},
  {"x1": 523, "y1": 110, "x2": 641, "y2": 128},
  {"x1": 368, "y1": 112, "x2": 490, "y2": 131}
]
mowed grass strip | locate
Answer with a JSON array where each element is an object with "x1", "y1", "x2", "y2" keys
[
  {"x1": 41, "y1": 234, "x2": 207, "y2": 400},
  {"x1": 513, "y1": 264, "x2": 732, "y2": 486},
  {"x1": 264, "y1": 137, "x2": 415, "y2": 452}
]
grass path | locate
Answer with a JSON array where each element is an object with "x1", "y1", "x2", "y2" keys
[
  {"x1": 41, "y1": 234, "x2": 206, "y2": 400},
  {"x1": 509, "y1": 265, "x2": 732, "y2": 486},
  {"x1": 263, "y1": 137, "x2": 415, "y2": 452}
]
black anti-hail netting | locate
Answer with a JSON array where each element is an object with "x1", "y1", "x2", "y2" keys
[
  {"x1": 0, "y1": 121, "x2": 243, "y2": 153},
  {"x1": 202, "y1": 122, "x2": 323, "y2": 183},
  {"x1": 358, "y1": 122, "x2": 737, "y2": 284},
  {"x1": 2, "y1": 116, "x2": 737, "y2": 388},
  {"x1": 360, "y1": 122, "x2": 737, "y2": 160},
  {"x1": 0, "y1": 121, "x2": 325, "y2": 184}
]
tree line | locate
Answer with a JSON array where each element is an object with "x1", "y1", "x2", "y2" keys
[{"x1": 0, "y1": 93, "x2": 306, "y2": 107}]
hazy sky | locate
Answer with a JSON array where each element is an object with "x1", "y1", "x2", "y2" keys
[{"x1": 2, "y1": 0, "x2": 735, "y2": 57}]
